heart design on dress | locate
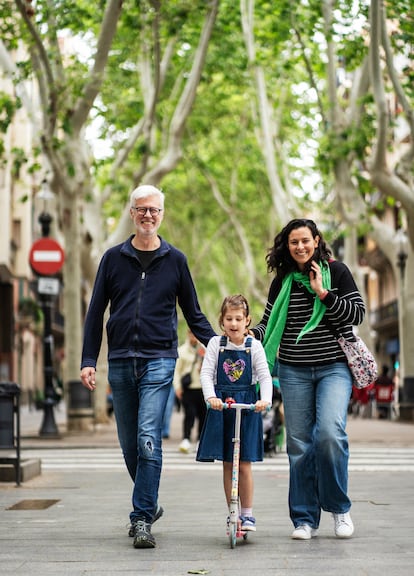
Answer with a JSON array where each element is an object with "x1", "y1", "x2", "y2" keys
[{"x1": 223, "y1": 359, "x2": 246, "y2": 382}]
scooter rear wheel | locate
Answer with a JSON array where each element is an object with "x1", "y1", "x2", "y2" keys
[{"x1": 230, "y1": 523, "x2": 237, "y2": 548}]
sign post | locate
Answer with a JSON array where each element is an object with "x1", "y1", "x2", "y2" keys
[{"x1": 29, "y1": 237, "x2": 64, "y2": 437}]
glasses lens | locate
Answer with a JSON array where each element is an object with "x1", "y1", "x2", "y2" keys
[{"x1": 133, "y1": 207, "x2": 161, "y2": 216}]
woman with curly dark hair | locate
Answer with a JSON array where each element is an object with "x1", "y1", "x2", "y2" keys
[{"x1": 251, "y1": 218, "x2": 365, "y2": 540}]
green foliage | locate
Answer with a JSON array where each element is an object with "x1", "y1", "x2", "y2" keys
[
  {"x1": 0, "y1": 92, "x2": 20, "y2": 132},
  {"x1": 317, "y1": 98, "x2": 376, "y2": 176},
  {"x1": 3, "y1": 0, "x2": 413, "y2": 322},
  {"x1": 387, "y1": 0, "x2": 414, "y2": 99},
  {"x1": 0, "y1": 1, "x2": 22, "y2": 50},
  {"x1": 11, "y1": 147, "x2": 28, "y2": 178},
  {"x1": 18, "y1": 297, "x2": 43, "y2": 324}
]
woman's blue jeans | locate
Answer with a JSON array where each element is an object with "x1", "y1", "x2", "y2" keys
[
  {"x1": 108, "y1": 357, "x2": 176, "y2": 523},
  {"x1": 279, "y1": 362, "x2": 353, "y2": 529}
]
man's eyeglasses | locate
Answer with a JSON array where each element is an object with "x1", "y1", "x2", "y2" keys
[{"x1": 131, "y1": 206, "x2": 163, "y2": 216}]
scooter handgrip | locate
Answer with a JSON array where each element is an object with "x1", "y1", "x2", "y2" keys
[{"x1": 206, "y1": 401, "x2": 227, "y2": 409}]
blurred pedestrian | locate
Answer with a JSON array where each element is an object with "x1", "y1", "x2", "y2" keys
[
  {"x1": 374, "y1": 365, "x2": 395, "y2": 419},
  {"x1": 351, "y1": 383, "x2": 374, "y2": 418},
  {"x1": 173, "y1": 330, "x2": 206, "y2": 453}
]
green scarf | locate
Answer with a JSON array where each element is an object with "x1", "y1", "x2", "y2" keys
[{"x1": 263, "y1": 262, "x2": 331, "y2": 372}]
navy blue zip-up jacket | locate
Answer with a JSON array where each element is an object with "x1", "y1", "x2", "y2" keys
[{"x1": 81, "y1": 235, "x2": 216, "y2": 369}]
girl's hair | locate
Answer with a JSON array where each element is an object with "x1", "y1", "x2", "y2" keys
[
  {"x1": 266, "y1": 218, "x2": 331, "y2": 279},
  {"x1": 218, "y1": 294, "x2": 251, "y2": 330}
]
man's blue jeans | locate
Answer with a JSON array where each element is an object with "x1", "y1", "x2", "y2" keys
[
  {"x1": 108, "y1": 357, "x2": 176, "y2": 523},
  {"x1": 279, "y1": 362, "x2": 353, "y2": 529},
  {"x1": 162, "y1": 383, "x2": 176, "y2": 438}
]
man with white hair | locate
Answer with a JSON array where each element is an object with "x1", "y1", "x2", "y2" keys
[{"x1": 80, "y1": 185, "x2": 215, "y2": 548}]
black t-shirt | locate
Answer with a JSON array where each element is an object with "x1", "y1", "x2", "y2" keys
[{"x1": 133, "y1": 246, "x2": 159, "y2": 270}]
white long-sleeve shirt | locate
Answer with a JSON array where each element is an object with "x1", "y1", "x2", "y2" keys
[{"x1": 200, "y1": 336, "x2": 273, "y2": 404}]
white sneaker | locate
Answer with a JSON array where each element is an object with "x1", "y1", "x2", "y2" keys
[
  {"x1": 179, "y1": 438, "x2": 191, "y2": 453},
  {"x1": 332, "y1": 512, "x2": 354, "y2": 538},
  {"x1": 291, "y1": 524, "x2": 318, "y2": 540}
]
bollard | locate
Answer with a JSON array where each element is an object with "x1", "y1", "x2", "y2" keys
[
  {"x1": 67, "y1": 380, "x2": 94, "y2": 431},
  {"x1": 400, "y1": 376, "x2": 414, "y2": 422},
  {"x1": 0, "y1": 382, "x2": 21, "y2": 485}
]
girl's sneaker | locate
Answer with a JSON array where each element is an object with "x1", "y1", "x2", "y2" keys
[{"x1": 240, "y1": 516, "x2": 256, "y2": 531}]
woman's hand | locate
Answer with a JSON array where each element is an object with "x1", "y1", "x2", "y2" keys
[{"x1": 309, "y1": 261, "x2": 325, "y2": 298}]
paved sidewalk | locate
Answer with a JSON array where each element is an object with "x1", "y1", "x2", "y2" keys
[{"x1": 0, "y1": 405, "x2": 413, "y2": 575}]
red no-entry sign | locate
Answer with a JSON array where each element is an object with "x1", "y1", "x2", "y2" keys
[{"x1": 29, "y1": 237, "x2": 65, "y2": 276}]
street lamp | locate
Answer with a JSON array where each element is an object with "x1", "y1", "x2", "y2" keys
[
  {"x1": 35, "y1": 179, "x2": 59, "y2": 437},
  {"x1": 395, "y1": 227, "x2": 408, "y2": 280},
  {"x1": 37, "y1": 179, "x2": 55, "y2": 237}
]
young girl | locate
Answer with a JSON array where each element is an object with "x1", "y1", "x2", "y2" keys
[{"x1": 196, "y1": 294, "x2": 272, "y2": 532}]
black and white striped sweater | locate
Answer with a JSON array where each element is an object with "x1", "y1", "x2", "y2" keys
[{"x1": 251, "y1": 260, "x2": 366, "y2": 367}]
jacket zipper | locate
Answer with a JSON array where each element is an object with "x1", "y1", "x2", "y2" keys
[{"x1": 134, "y1": 271, "x2": 146, "y2": 352}]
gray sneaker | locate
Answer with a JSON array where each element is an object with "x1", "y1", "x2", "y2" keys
[
  {"x1": 128, "y1": 505, "x2": 164, "y2": 537},
  {"x1": 133, "y1": 520, "x2": 156, "y2": 549},
  {"x1": 153, "y1": 504, "x2": 164, "y2": 524}
]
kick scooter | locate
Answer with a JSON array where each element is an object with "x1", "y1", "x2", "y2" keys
[{"x1": 223, "y1": 398, "x2": 257, "y2": 549}]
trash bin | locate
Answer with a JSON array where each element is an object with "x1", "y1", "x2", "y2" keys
[
  {"x1": 0, "y1": 382, "x2": 21, "y2": 485},
  {"x1": 67, "y1": 380, "x2": 94, "y2": 431},
  {"x1": 399, "y1": 377, "x2": 414, "y2": 421},
  {"x1": 403, "y1": 377, "x2": 414, "y2": 402}
]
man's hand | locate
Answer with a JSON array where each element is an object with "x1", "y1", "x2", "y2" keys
[{"x1": 80, "y1": 367, "x2": 96, "y2": 391}]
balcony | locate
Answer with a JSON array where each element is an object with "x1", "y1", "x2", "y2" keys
[{"x1": 370, "y1": 299, "x2": 398, "y2": 331}]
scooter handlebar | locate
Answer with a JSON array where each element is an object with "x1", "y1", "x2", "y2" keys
[
  {"x1": 223, "y1": 402, "x2": 255, "y2": 410},
  {"x1": 206, "y1": 400, "x2": 270, "y2": 412}
]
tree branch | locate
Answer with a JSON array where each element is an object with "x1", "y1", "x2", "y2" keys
[
  {"x1": 240, "y1": 0, "x2": 296, "y2": 226},
  {"x1": 202, "y1": 168, "x2": 266, "y2": 302},
  {"x1": 369, "y1": 0, "x2": 388, "y2": 171},
  {"x1": 381, "y1": 7, "x2": 414, "y2": 137},
  {"x1": 14, "y1": 0, "x2": 58, "y2": 133},
  {"x1": 145, "y1": 0, "x2": 220, "y2": 181},
  {"x1": 381, "y1": 4, "x2": 414, "y2": 173},
  {"x1": 0, "y1": 39, "x2": 39, "y2": 129},
  {"x1": 72, "y1": 0, "x2": 124, "y2": 133}
]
